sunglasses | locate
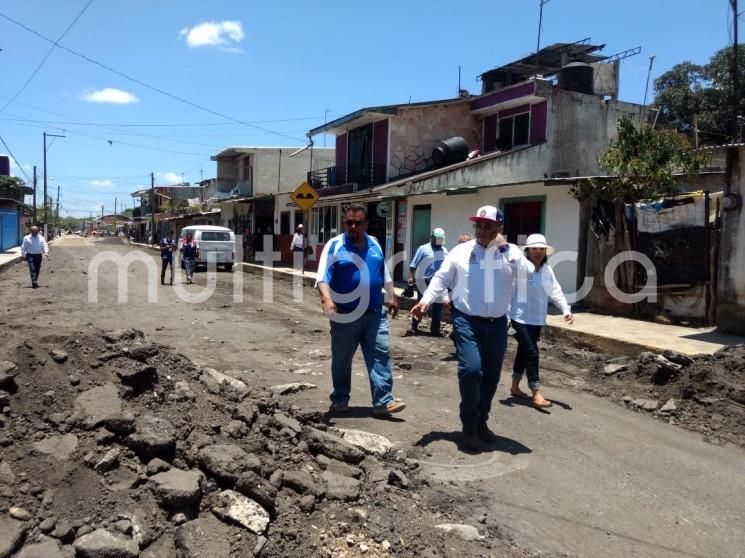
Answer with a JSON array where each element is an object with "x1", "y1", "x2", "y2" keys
[
  {"x1": 472, "y1": 222, "x2": 498, "y2": 231},
  {"x1": 345, "y1": 219, "x2": 365, "y2": 227}
]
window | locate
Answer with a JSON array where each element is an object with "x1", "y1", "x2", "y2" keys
[
  {"x1": 311, "y1": 206, "x2": 338, "y2": 244},
  {"x1": 496, "y1": 112, "x2": 530, "y2": 151},
  {"x1": 501, "y1": 198, "x2": 544, "y2": 244},
  {"x1": 201, "y1": 231, "x2": 231, "y2": 241},
  {"x1": 280, "y1": 211, "x2": 291, "y2": 235}
]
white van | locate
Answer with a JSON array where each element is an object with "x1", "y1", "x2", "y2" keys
[{"x1": 178, "y1": 225, "x2": 236, "y2": 271}]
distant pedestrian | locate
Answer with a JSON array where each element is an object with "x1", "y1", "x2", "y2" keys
[
  {"x1": 509, "y1": 234, "x2": 573, "y2": 409},
  {"x1": 21, "y1": 225, "x2": 49, "y2": 289},
  {"x1": 410, "y1": 206, "x2": 521, "y2": 451},
  {"x1": 180, "y1": 231, "x2": 198, "y2": 284},
  {"x1": 408, "y1": 227, "x2": 448, "y2": 335},
  {"x1": 160, "y1": 230, "x2": 176, "y2": 285},
  {"x1": 291, "y1": 224, "x2": 307, "y2": 271},
  {"x1": 242, "y1": 229, "x2": 253, "y2": 262},
  {"x1": 316, "y1": 204, "x2": 406, "y2": 417},
  {"x1": 457, "y1": 233, "x2": 472, "y2": 244}
]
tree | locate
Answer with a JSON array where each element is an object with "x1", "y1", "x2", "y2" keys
[
  {"x1": 0, "y1": 175, "x2": 27, "y2": 191},
  {"x1": 571, "y1": 117, "x2": 707, "y2": 307},
  {"x1": 654, "y1": 44, "x2": 745, "y2": 145},
  {"x1": 571, "y1": 117, "x2": 707, "y2": 203}
]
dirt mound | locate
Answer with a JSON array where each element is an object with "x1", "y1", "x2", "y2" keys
[
  {"x1": 0, "y1": 330, "x2": 527, "y2": 557},
  {"x1": 593, "y1": 345, "x2": 745, "y2": 447}
]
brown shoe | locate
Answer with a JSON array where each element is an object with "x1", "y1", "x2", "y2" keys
[{"x1": 372, "y1": 400, "x2": 406, "y2": 417}]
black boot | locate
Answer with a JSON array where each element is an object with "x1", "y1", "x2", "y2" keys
[
  {"x1": 461, "y1": 424, "x2": 481, "y2": 452},
  {"x1": 478, "y1": 422, "x2": 499, "y2": 443}
]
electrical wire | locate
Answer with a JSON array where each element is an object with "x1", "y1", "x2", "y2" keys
[
  {"x1": 0, "y1": 10, "x2": 308, "y2": 144},
  {"x1": 0, "y1": 134, "x2": 31, "y2": 181},
  {"x1": 0, "y1": 0, "x2": 95, "y2": 114}
]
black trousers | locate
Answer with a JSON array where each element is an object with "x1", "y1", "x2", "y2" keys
[
  {"x1": 161, "y1": 258, "x2": 173, "y2": 283},
  {"x1": 511, "y1": 321, "x2": 543, "y2": 390},
  {"x1": 26, "y1": 254, "x2": 42, "y2": 285}
]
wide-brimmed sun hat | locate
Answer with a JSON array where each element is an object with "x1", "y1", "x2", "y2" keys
[
  {"x1": 524, "y1": 233, "x2": 554, "y2": 255},
  {"x1": 469, "y1": 205, "x2": 504, "y2": 224}
]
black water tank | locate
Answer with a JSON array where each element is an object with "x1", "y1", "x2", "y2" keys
[
  {"x1": 432, "y1": 136, "x2": 469, "y2": 167},
  {"x1": 0, "y1": 155, "x2": 9, "y2": 176},
  {"x1": 559, "y1": 62, "x2": 594, "y2": 95}
]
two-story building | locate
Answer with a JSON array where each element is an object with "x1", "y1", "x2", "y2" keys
[
  {"x1": 130, "y1": 184, "x2": 202, "y2": 243},
  {"x1": 303, "y1": 41, "x2": 643, "y2": 293},
  {"x1": 210, "y1": 146, "x2": 335, "y2": 261}
]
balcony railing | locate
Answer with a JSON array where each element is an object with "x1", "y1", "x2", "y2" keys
[{"x1": 308, "y1": 163, "x2": 387, "y2": 191}]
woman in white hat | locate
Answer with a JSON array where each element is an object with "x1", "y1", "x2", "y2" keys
[{"x1": 509, "y1": 233, "x2": 573, "y2": 409}]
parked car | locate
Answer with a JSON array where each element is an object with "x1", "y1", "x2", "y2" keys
[{"x1": 178, "y1": 225, "x2": 236, "y2": 271}]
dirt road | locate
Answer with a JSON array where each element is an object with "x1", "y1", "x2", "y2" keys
[{"x1": 2, "y1": 236, "x2": 744, "y2": 558}]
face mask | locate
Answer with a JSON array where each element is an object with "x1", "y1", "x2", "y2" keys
[{"x1": 433, "y1": 237, "x2": 444, "y2": 246}]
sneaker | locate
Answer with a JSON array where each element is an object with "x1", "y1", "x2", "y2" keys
[
  {"x1": 372, "y1": 399, "x2": 406, "y2": 417},
  {"x1": 330, "y1": 402, "x2": 350, "y2": 413}
]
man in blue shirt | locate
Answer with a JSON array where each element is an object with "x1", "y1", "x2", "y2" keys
[
  {"x1": 179, "y1": 231, "x2": 199, "y2": 284},
  {"x1": 408, "y1": 227, "x2": 448, "y2": 335},
  {"x1": 316, "y1": 204, "x2": 405, "y2": 417},
  {"x1": 160, "y1": 230, "x2": 176, "y2": 285}
]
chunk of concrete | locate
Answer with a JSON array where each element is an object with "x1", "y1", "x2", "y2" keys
[{"x1": 211, "y1": 489, "x2": 270, "y2": 534}]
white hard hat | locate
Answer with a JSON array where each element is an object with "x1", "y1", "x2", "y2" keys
[{"x1": 524, "y1": 233, "x2": 554, "y2": 255}]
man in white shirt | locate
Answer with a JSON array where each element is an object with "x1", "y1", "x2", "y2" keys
[
  {"x1": 20, "y1": 225, "x2": 50, "y2": 289},
  {"x1": 410, "y1": 205, "x2": 521, "y2": 451}
]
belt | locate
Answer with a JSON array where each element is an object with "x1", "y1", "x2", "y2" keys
[{"x1": 455, "y1": 308, "x2": 505, "y2": 323}]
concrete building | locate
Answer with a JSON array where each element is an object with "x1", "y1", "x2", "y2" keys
[
  {"x1": 304, "y1": 42, "x2": 642, "y2": 292},
  {"x1": 0, "y1": 156, "x2": 32, "y2": 250},
  {"x1": 129, "y1": 184, "x2": 202, "y2": 243},
  {"x1": 210, "y1": 146, "x2": 334, "y2": 261}
]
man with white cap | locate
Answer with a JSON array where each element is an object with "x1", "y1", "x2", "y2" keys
[
  {"x1": 410, "y1": 206, "x2": 522, "y2": 451},
  {"x1": 408, "y1": 227, "x2": 448, "y2": 335}
]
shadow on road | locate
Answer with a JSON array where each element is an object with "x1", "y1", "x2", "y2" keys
[
  {"x1": 413, "y1": 430, "x2": 532, "y2": 455},
  {"x1": 322, "y1": 406, "x2": 406, "y2": 425},
  {"x1": 499, "y1": 395, "x2": 574, "y2": 412}
]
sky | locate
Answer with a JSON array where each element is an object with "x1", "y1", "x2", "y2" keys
[{"x1": 0, "y1": 0, "x2": 733, "y2": 218}]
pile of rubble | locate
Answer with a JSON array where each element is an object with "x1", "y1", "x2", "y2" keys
[
  {"x1": 0, "y1": 329, "x2": 515, "y2": 557},
  {"x1": 598, "y1": 345, "x2": 745, "y2": 447}
]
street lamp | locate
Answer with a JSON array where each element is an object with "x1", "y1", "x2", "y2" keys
[{"x1": 43, "y1": 132, "x2": 65, "y2": 239}]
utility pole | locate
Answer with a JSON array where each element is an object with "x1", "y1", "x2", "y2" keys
[
  {"x1": 114, "y1": 197, "x2": 117, "y2": 216},
  {"x1": 731, "y1": 0, "x2": 740, "y2": 144},
  {"x1": 32, "y1": 165, "x2": 37, "y2": 224},
  {"x1": 150, "y1": 172, "x2": 155, "y2": 245},
  {"x1": 42, "y1": 131, "x2": 65, "y2": 239},
  {"x1": 56, "y1": 185, "x2": 60, "y2": 236}
]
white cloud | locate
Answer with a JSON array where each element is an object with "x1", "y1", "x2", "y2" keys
[
  {"x1": 89, "y1": 179, "x2": 114, "y2": 188},
  {"x1": 179, "y1": 21, "x2": 245, "y2": 52},
  {"x1": 80, "y1": 88, "x2": 139, "y2": 104},
  {"x1": 157, "y1": 172, "x2": 182, "y2": 185}
]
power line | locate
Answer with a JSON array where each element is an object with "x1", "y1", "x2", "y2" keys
[
  {"x1": 0, "y1": 0, "x2": 94, "y2": 114},
  {"x1": 0, "y1": 134, "x2": 31, "y2": 181},
  {"x1": 0, "y1": 10, "x2": 307, "y2": 144}
]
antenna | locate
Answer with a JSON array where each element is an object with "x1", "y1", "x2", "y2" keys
[
  {"x1": 640, "y1": 55, "x2": 656, "y2": 124},
  {"x1": 536, "y1": 0, "x2": 551, "y2": 57}
]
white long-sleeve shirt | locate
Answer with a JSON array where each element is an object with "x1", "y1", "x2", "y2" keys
[
  {"x1": 20, "y1": 234, "x2": 49, "y2": 257},
  {"x1": 421, "y1": 239, "x2": 522, "y2": 318},
  {"x1": 509, "y1": 256, "x2": 571, "y2": 325}
]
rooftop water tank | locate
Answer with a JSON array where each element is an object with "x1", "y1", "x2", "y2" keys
[
  {"x1": 559, "y1": 62, "x2": 594, "y2": 95},
  {"x1": 432, "y1": 136, "x2": 469, "y2": 168}
]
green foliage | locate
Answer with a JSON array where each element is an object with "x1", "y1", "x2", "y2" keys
[
  {"x1": 571, "y1": 117, "x2": 707, "y2": 203},
  {"x1": 653, "y1": 44, "x2": 745, "y2": 145},
  {"x1": 0, "y1": 175, "x2": 27, "y2": 190}
]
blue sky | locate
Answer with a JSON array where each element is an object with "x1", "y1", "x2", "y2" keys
[{"x1": 0, "y1": 0, "x2": 732, "y2": 217}]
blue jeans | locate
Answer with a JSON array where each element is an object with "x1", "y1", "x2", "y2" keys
[
  {"x1": 452, "y1": 309, "x2": 508, "y2": 426},
  {"x1": 26, "y1": 254, "x2": 42, "y2": 285},
  {"x1": 329, "y1": 307, "x2": 395, "y2": 409}
]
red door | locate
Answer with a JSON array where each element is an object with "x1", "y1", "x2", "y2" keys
[{"x1": 503, "y1": 201, "x2": 542, "y2": 244}]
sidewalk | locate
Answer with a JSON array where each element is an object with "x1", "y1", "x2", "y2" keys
[
  {"x1": 0, "y1": 246, "x2": 23, "y2": 272},
  {"x1": 239, "y1": 261, "x2": 744, "y2": 356}
]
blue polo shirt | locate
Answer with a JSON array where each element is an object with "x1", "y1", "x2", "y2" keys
[
  {"x1": 316, "y1": 233, "x2": 391, "y2": 313},
  {"x1": 410, "y1": 242, "x2": 448, "y2": 281}
]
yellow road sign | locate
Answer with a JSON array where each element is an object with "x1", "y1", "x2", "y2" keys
[{"x1": 290, "y1": 181, "x2": 320, "y2": 210}]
